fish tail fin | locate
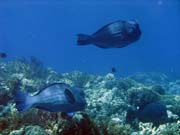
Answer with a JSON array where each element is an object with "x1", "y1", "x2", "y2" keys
[
  {"x1": 77, "y1": 34, "x2": 92, "y2": 45},
  {"x1": 15, "y1": 90, "x2": 32, "y2": 112}
]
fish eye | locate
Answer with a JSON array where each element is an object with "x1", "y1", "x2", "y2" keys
[{"x1": 64, "y1": 88, "x2": 76, "y2": 104}]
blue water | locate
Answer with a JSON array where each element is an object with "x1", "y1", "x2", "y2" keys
[{"x1": 0, "y1": 0, "x2": 180, "y2": 76}]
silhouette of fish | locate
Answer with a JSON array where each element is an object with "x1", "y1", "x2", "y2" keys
[
  {"x1": 0, "y1": 53, "x2": 7, "y2": 58},
  {"x1": 126, "y1": 102, "x2": 168, "y2": 127},
  {"x1": 77, "y1": 20, "x2": 141, "y2": 48},
  {"x1": 111, "y1": 67, "x2": 117, "y2": 73}
]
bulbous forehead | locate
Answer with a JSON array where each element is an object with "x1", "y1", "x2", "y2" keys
[{"x1": 127, "y1": 19, "x2": 138, "y2": 25}]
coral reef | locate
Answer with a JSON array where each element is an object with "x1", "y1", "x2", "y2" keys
[
  {"x1": 127, "y1": 86, "x2": 161, "y2": 108},
  {"x1": 9, "y1": 125, "x2": 48, "y2": 135},
  {"x1": 128, "y1": 72, "x2": 169, "y2": 86},
  {"x1": 168, "y1": 80, "x2": 180, "y2": 94},
  {"x1": 106, "y1": 120, "x2": 132, "y2": 135},
  {"x1": 137, "y1": 121, "x2": 180, "y2": 135},
  {"x1": 151, "y1": 85, "x2": 165, "y2": 95},
  {"x1": 161, "y1": 95, "x2": 180, "y2": 118},
  {"x1": 62, "y1": 71, "x2": 93, "y2": 88},
  {"x1": 0, "y1": 58, "x2": 180, "y2": 135}
]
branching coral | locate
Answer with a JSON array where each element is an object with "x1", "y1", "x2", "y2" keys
[{"x1": 107, "y1": 120, "x2": 132, "y2": 135}]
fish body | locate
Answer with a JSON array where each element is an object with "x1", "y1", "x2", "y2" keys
[
  {"x1": 136, "y1": 102, "x2": 168, "y2": 126},
  {"x1": 15, "y1": 83, "x2": 86, "y2": 113},
  {"x1": 111, "y1": 67, "x2": 117, "y2": 73},
  {"x1": 126, "y1": 102, "x2": 168, "y2": 127},
  {"x1": 77, "y1": 20, "x2": 141, "y2": 48}
]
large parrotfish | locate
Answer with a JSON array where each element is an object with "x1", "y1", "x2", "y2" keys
[
  {"x1": 77, "y1": 20, "x2": 141, "y2": 48},
  {"x1": 15, "y1": 83, "x2": 86, "y2": 116}
]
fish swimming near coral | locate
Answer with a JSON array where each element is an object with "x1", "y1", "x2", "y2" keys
[
  {"x1": 0, "y1": 53, "x2": 7, "y2": 59},
  {"x1": 111, "y1": 67, "x2": 117, "y2": 73},
  {"x1": 77, "y1": 20, "x2": 141, "y2": 48},
  {"x1": 15, "y1": 83, "x2": 86, "y2": 115},
  {"x1": 126, "y1": 102, "x2": 168, "y2": 127}
]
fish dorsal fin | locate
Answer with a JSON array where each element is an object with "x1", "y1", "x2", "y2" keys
[{"x1": 35, "y1": 82, "x2": 70, "y2": 95}]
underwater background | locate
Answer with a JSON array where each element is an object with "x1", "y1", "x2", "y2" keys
[
  {"x1": 0, "y1": 0, "x2": 180, "y2": 135},
  {"x1": 1, "y1": 0, "x2": 180, "y2": 76}
]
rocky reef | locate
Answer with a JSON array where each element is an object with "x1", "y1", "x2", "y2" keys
[{"x1": 0, "y1": 57, "x2": 180, "y2": 135}]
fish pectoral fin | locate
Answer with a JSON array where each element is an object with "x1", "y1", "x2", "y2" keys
[
  {"x1": 61, "y1": 112, "x2": 74, "y2": 119},
  {"x1": 67, "y1": 112, "x2": 74, "y2": 117},
  {"x1": 94, "y1": 44, "x2": 108, "y2": 49}
]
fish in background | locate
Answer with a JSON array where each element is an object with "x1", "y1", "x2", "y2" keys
[
  {"x1": 0, "y1": 53, "x2": 7, "y2": 59},
  {"x1": 126, "y1": 102, "x2": 172, "y2": 127},
  {"x1": 15, "y1": 83, "x2": 86, "y2": 117},
  {"x1": 77, "y1": 20, "x2": 141, "y2": 48},
  {"x1": 111, "y1": 67, "x2": 117, "y2": 73}
]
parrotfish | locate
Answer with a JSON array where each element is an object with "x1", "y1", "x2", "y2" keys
[
  {"x1": 126, "y1": 102, "x2": 168, "y2": 127},
  {"x1": 77, "y1": 20, "x2": 141, "y2": 48},
  {"x1": 15, "y1": 83, "x2": 86, "y2": 116},
  {"x1": 111, "y1": 67, "x2": 117, "y2": 73}
]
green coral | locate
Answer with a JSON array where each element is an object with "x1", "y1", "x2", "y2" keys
[
  {"x1": 63, "y1": 71, "x2": 92, "y2": 88},
  {"x1": 127, "y1": 86, "x2": 161, "y2": 108},
  {"x1": 107, "y1": 120, "x2": 131, "y2": 135},
  {"x1": 117, "y1": 78, "x2": 136, "y2": 90},
  {"x1": 151, "y1": 85, "x2": 165, "y2": 95},
  {"x1": 9, "y1": 125, "x2": 48, "y2": 135},
  {"x1": 128, "y1": 72, "x2": 169, "y2": 86},
  {"x1": 160, "y1": 122, "x2": 180, "y2": 135},
  {"x1": 162, "y1": 95, "x2": 180, "y2": 117},
  {"x1": 24, "y1": 125, "x2": 48, "y2": 135}
]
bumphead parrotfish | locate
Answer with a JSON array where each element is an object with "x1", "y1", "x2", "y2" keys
[
  {"x1": 126, "y1": 102, "x2": 168, "y2": 127},
  {"x1": 77, "y1": 20, "x2": 141, "y2": 48},
  {"x1": 15, "y1": 83, "x2": 86, "y2": 115}
]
